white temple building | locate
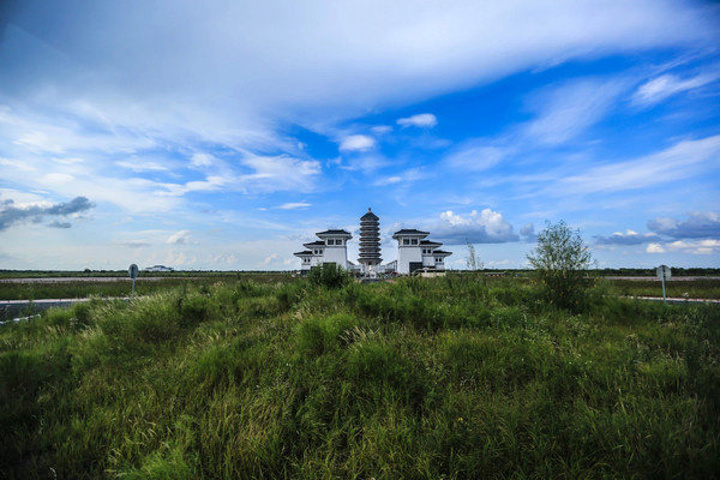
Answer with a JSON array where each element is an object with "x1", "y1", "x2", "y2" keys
[
  {"x1": 294, "y1": 210, "x2": 451, "y2": 275},
  {"x1": 392, "y1": 229, "x2": 452, "y2": 274},
  {"x1": 294, "y1": 229, "x2": 352, "y2": 272}
]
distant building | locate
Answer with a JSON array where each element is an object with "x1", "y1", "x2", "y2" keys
[
  {"x1": 358, "y1": 208, "x2": 382, "y2": 274},
  {"x1": 293, "y1": 210, "x2": 452, "y2": 275},
  {"x1": 294, "y1": 229, "x2": 352, "y2": 272},
  {"x1": 145, "y1": 265, "x2": 174, "y2": 272},
  {"x1": 392, "y1": 229, "x2": 451, "y2": 275}
]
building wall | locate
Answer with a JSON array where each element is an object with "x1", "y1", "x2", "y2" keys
[
  {"x1": 323, "y1": 246, "x2": 348, "y2": 269},
  {"x1": 422, "y1": 253, "x2": 435, "y2": 267},
  {"x1": 397, "y1": 245, "x2": 422, "y2": 274}
]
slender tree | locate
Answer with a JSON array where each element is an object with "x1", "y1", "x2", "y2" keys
[{"x1": 528, "y1": 221, "x2": 593, "y2": 310}]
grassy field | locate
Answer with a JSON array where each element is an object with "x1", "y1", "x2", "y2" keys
[
  {"x1": 0, "y1": 274, "x2": 294, "y2": 301},
  {"x1": 2, "y1": 274, "x2": 719, "y2": 302},
  {"x1": 1, "y1": 275, "x2": 719, "y2": 479}
]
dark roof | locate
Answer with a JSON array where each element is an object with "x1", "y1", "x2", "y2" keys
[
  {"x1": 392, "y1": 228, "x2": 430, "y2": 237},
  {"x1": 420, "y1": 240, "x2": 442, "y2": 245},
  {"x1": 433, "y1": 250, "x2": 452, "y2": 255},
  {"x1": 303, "y1": 240, "x2": 325, "y2": 247},
  {"x1": 316, "y1": 229, "x2": 352, "y2": 236},
  {"x1": 361, "y1": 208, "x2": 379, "y2": 220},
  {"x1": 293, "y1": 250, "x2": 313, "y2": 256}
]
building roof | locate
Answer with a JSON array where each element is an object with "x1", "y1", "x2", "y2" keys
[
  {"x1": 433, "y1": 250, "x2": 452, "y2": 256},
  {"x1": 360, "y1": 208, "x2": 379, "y2": 221},
  {"x1": 293, "y1": 250, "x2": 313, "y2": 256},
  {"x1": 392, "y1": 228, "x2": 430, "y2": 238},
  {"x1": 420, "y1": 240, "x2": 442, "y2": 246},
  {"x1": 303, "y1": 240, "x2": 326, "y2": 247},
  {"x1": 316, "y1": 229, "x2": 352, "y2": 237}
]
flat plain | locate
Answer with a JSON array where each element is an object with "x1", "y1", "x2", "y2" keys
[{"x1": 1, "y1": 273, "x2": 719, "y2": 479}]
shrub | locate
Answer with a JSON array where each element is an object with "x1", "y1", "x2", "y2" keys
[
  {"x1": 307, "y1": 263, "x2": 351, "y2": 289},
  {"x1": 527, "y1": 220, "x2": 594, "y2": 311}
]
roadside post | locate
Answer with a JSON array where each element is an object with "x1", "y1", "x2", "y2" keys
[
  {"x1": 656, "y1": 265, "x2": 671, "y2": 304},
  {"x1": 129, "y1": 264, "x2": 139, "y2": 297}
]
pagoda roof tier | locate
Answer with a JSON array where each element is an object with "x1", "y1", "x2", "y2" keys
[
  {"x1": 433, "y1": 250, "x2": 452, "y2": 256},
  {"x1": 293, "y1": 250, "x2": 313, "y2": 257},
  {"x1": 360, "y1": 208, "x2": 379, "y2": 221},
  {"x1": 420, "y1": 240, "x2": 442, "y2": 246},
  {"x1": 316, "y1": 229, "x2": 352, "y2": 237},
  {"x1": 359, "y1": 259, "x2": 382, "y2": 265},
  {"x1": 392, "y1": 228, "x2": 430, "y2": 239}
]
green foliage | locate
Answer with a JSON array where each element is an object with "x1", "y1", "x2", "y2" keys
[
  {"x1": 1, "y1": 276, "x2": 719, "y2": 479},
  {"x1": 528, "y1": 220, "x2": 594, "y2": 311},
  {"x1": 307, "y1": 263, "x2": 352, "y2": 289}
]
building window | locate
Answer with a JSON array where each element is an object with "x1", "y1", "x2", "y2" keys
[
  {"x1": 403, "y1": 239, "x2": 410, "y2": 246},
  {"x1": 327, "y1": 239, "x2": 334, "y2": 246},
  {"x1": 435, "y1": 257, "x2": 443, "y2": 263},
  {"x1": 411, "y1": 239, "x2": 418, "y2": 245}
]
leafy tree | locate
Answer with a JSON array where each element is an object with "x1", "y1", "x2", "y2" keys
[{"x1": 527, "y1": 220, "x2": 593, "y2": 310}]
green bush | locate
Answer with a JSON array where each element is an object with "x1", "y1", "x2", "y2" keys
[
  {"x1": 528, "y1": 220, "x2": 594, "y2": 311},
  {"x1": 307, "y1": 263, "x2": 351, "y2": 289}
]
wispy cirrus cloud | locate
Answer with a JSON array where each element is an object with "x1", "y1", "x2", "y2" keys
[
  {"x1": 633, "y1": 71, "x2": 720, "y2": 106},
  {"x1": 523, "y1": 77, "x2": 629, "y2": 145},
  {"x1": 555, "y1": 135, "x2": 720, "y2": 195}
]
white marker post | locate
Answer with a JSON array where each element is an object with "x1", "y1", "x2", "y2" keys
[
  {"x1": 656, "y1": 264, "x2": 671, "y2": 305},
  {"x1": 128, "y1": 263, "x2": 139, "y2": 297}
]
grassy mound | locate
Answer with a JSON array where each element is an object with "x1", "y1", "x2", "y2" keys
[{"x1": 1, "y1": 276, "x2": 718, "y2": 479}]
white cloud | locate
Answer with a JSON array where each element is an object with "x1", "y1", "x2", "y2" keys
[
  {"x1": 646, "y1": 243, "x2": 666, "y2": 253},
  {"x1": 397, "y1": 113, "x2": 437, "y2": 128},
  {"x1": 167, "y1": 230, "x2": 191, "y2": 244},
  {"x1": 432, "y1": 208, "x2": 519, "y2": 245},
  {"x1": 633, "y1": 71, "x2": 720, "y2": 106},
  {"x1": 666, "y1": 239, "x2": 720, "y2": 255},
  {"x1": 339, "y1": 135, "x2": 376, "y2": 152},
  {"x1": 277, "y1": 202, "x2": 312, "y2": 210}
]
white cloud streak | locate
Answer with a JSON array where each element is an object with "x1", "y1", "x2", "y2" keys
[
  {"x1": 397, "y1": 113, "x2": 437, "y2": 128},
  {"x1": 633, "y1": 71, "x2": 720, "y2": 106}
]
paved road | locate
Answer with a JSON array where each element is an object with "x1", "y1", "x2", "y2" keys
[
  {"x1": 626, "y1": 296, "x2": 720, "y2": 304},
  {"x1": 604, "y1": 276, "x2": 720, "y2": 282},
  {"x1": 0, "y1": 297, "x2": 129, "y2": 322},
  {"x1": 0, "y1": 276, "x2": 191, "y2": 283}
]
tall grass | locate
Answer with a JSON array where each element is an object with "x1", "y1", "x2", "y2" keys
[{"x1": 1, "y1": 276, "x2": 718, "y2": 478}]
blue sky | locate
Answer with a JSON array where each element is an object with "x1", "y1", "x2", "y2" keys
[{"x1": 1, "y1": 0, "x2": 719, "y2": 270}]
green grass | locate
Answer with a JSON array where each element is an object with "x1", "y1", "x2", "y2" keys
[
  {"x1": 1, "y1": 276, "x2": 719, "y2": 479},
  {"x1": 0, "y1": 274, "x2": 294, "y2": 301}
]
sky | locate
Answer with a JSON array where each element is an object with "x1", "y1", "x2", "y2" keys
[{"x1": 1, "y1": 0, "x2": 719, "y2": 270}]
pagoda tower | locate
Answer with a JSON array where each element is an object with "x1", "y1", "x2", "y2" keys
[{"x1": 358, "y1": 208, "x2": 382, "y2": 272}]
